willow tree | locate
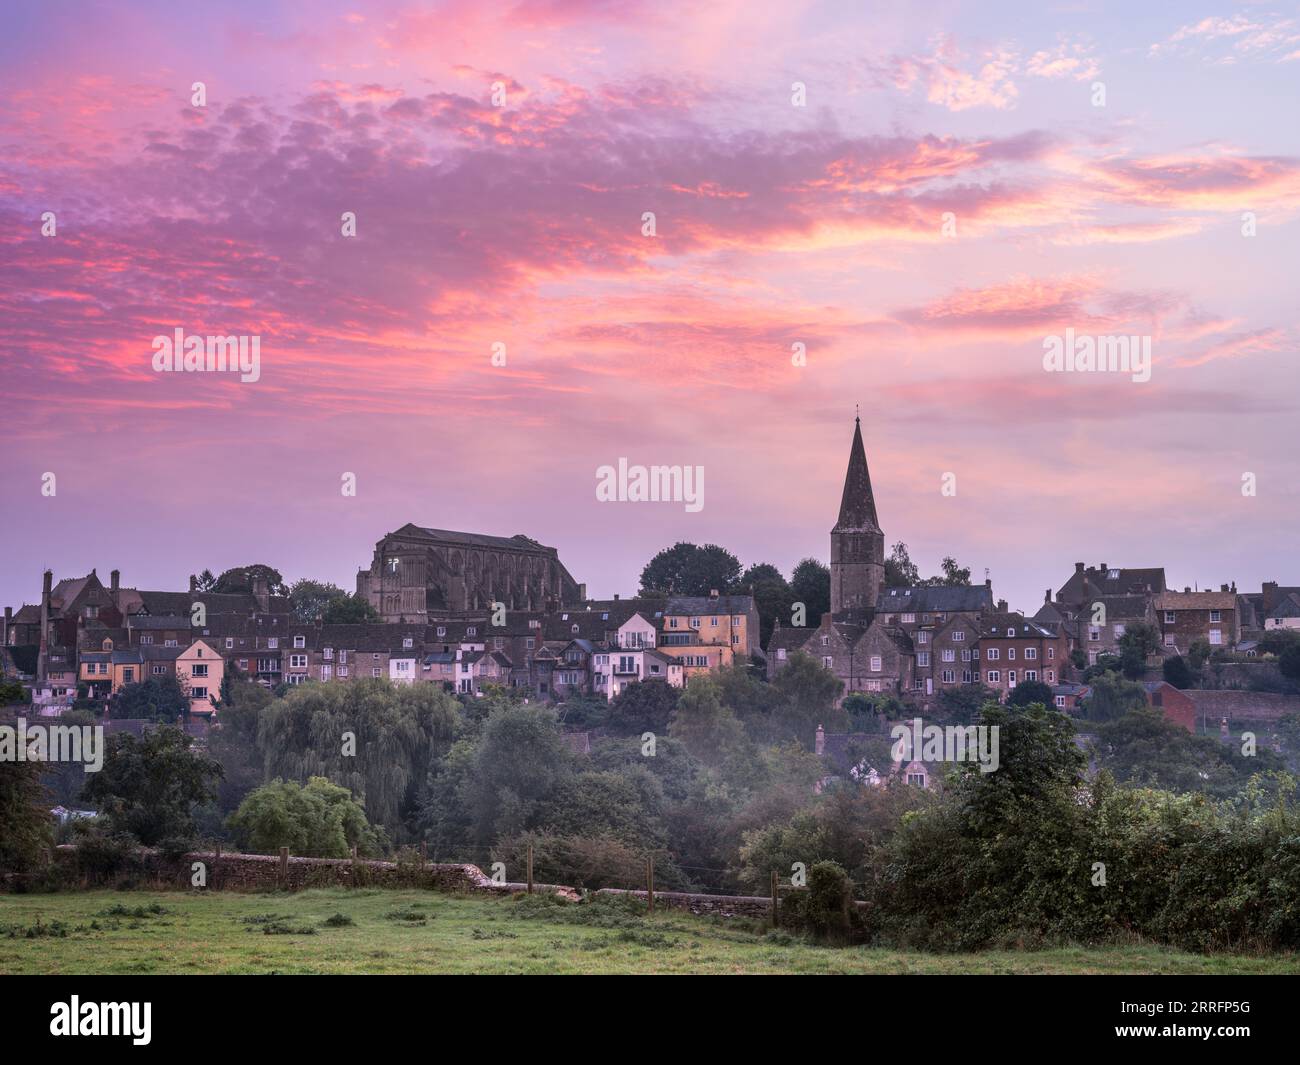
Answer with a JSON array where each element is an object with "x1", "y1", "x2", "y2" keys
[{"x1": 256, "y1": 679, "x2": 460, "y2": 842}]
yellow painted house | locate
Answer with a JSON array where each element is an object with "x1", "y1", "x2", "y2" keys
[{"x1": 659, "y1": 593, "x2": 761, "y2": 670}]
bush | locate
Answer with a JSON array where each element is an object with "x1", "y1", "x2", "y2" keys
[{"x1": 779, "y1": 861, "x2": 863, "y2": 945}]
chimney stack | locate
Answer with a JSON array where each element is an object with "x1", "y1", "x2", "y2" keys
[
  {"x1": 2, "y1": 605, "x2": 10, "y2": 647},
  {"x1": 1074, "y1": 562, "x2": 1085, "y2": 574},
  {"x1": 1099, "y1": 562, "x2": 1108, "y2": 573},
  {"x1": 1044, "y1": 588, "x2": 1051, "y2": 602},
  {"x1": 815, "y1": 723, "x2": 825, "y2": 757},
  {"x1": 38, "y1": 569, "x2": 52, "y2": 682},
  {"x1": 252, "y1": 576, "x2": 269, "y2": 613},
  {"x1": 189, "y1": 574, "x2": 198, "y2": 594},
  {"x1": 1220, "y1": 583, "x2": 1229, "y2": 593},
  {"x1": 709, "y1": 588, "x2": 720, "y2": 599},
  {"x1": 110, "y1": 569, "x2": 120, "y2": 597},
  {"x1": 997, "y1": 599, "x2": 1008, "y2": 613}
]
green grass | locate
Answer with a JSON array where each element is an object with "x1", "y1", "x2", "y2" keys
[{"x1": 1, "y1": 889, "x2": 1296, "y2": 974}]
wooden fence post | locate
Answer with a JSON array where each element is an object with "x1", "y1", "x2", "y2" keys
[
  {"x1": 214, "y1": 842, "x2": 221, "y2": 890},
  {"x1": 646, "y1": 856, "x2": 655, "y2": 913},
  {"x1": 771, "y1": 870, "x2": 779, "y2": 928},
  {"x1": 279, "y1": 846, "x2": 289, "y2": 887},
  {"x1": 526, "y1": 842, "x2": 534, "y2": 895},
  {"x1": 419, "y1": 841, "x2": 428, "y2": 862}
]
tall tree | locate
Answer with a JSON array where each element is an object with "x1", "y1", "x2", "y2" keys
[
  {"x1": 740, "y1": 562, "x2": 794, "y2": 645},
  {"x1": 0, "y1": 761, "x2": 52, "y2": 874},
  {"x1": 885, "y1": 542, "x2": 921, "y2": 587},
  {"x1": 257, "y1": 678, "x2": 460, "y2": 840},
  {"x1": 639, "y1": 542, "x2": 741, "y2": 596},
  {"x1": 789, "y1": 558, "x2": 830, "y2": 626},
  {"x1": 81, "y1": 727, "x2": 223, "y2": 845},
  {"x1": 212, "y1": 564, "x2": 288, "y2": 596}
]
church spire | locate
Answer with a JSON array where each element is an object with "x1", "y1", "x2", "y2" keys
[{"x1": 834, "y1": 413, "x2": 880, "y2": 532}]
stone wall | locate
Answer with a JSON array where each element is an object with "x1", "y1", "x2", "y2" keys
[
  {"x1": 595, "y1": 887, "x2": 871, "y2": 917},
  {"x1": 51, "y1": 846, "x2": 579, "y2": 900}
]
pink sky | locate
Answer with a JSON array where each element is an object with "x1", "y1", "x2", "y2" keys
[{"x1": 2, "y1": 1, "x2": 1297, "y2": 614}]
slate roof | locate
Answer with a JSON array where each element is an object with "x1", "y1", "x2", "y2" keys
[
  {"x1": 833, "y1": 418, "x2": 881, "y2": 532},
  {"x1": 877, "y1": 585, "x2": 993, "y2": 614},
  {"x1": 1154, "y1": 591, "x2": 1236, "y2": 611},
  {"x1": 391, "y1": 523, "x2": 554, "y2": 553},
  {"x1": 664, "y1": 595, "x2": 754, "y2": 616},
  {"x1": 980, "y1": 613, "x2": 1057, "y2": 639}
]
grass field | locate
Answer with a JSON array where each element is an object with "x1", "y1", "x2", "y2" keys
[{"x1": 1, "y1": 889, "x2": 1296, "y2": 975}]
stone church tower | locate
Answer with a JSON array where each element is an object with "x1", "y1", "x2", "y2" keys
[{"x1": 830, "y1": 415, "x2": 884, "y2": 616}]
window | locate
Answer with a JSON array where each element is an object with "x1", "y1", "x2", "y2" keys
[
  {"x1": 164, "y1": 639, "x2": 178, "y2": 647},
  {"x1": 1089, "y1": 628, "x2": 1101, "y2": 641},
  {"x1": 1209, "y1": 610, "x2": 1222, "y2": 623},
  {"x1": 901, "y1": 613, "x2": 916, "y2": 624},
  {"x1": 917, "y1": 631, "x2": 928, "y2": 645},
  {"x1": 733, "y1": 616, "x2": 742, "y2": 627},
  {"x1": 941, "y1": 669, "x2": 955, "y2": 683},
  {"x1": 225, "y1": 638, "x2": 234, "y2": 649},
  {"x1": 907, "y1": 773, "x2": 926, "y2": 787},
  {"x1": 1025, "y1": 670, "x2": 1037, "y2": 681},
  {"x1": 294, "y1": 636, "x2": 305, "y2": 648},
  {"x1": 822, "y1": 656, "x2": 834, "y2": 669},
  {"x1": 869, "y1": 656, "x2": 882, "y2": 672},
  {"x1": 191, "y1": 664, "x2": 208, "y2": 677},
  {"x1": 1209, "y1": 629, "x2": 1222, "y2": 645},
  {"x1": 289, "y1": 655, "x2": 307, "y2": 668},
  {"x1": 1164, "y1": 612, "x2": 1176, "y2": 624},
  {"x1": 821, "y1": 636, "x2": 830, "y2": 646},
  {"x1": 1007, "y1": 647, "x2": 1016, "y2": 661},
  {"x1": 941, "y1": 649, "x2": 955, "y2": 662},
  {"x1": 963, "y1": 670, "x2": 973, "y2": 683},
  {"x1": 1164, "y1": 634, "x2": 1176, "y2": 647},
  {"x1": 710, "y1": 617, "x2": 718, "y2": 627},
  {"x1": 437, "y1": 626, "x2": 446, "y2": 637},
  {"x1": 394, "y1": 661, "x2": 411, "y2": 673},
  {"x1": 691, "y1": 617, "x2": 701, "y2": 629},
  {"x1": 321, "y1": 665, "x2": 333, "y2": 681},
  {"x1": 987, "y1": 670, "x2": 1001, "y2": 683},
  {"x1": 467, "y1": 627, "x2": 477, "y2": 636},
  {"x1": 952, "y1": 630, "x2": 965, "y2": 642},
  {"x1": 1024, "y1": 647, "x2": 1037, "y2": 660},
  {"x1": 1113, "y1": 624, "x2": 1125, "y2": 638},
  {"x1": 1107, "y1": 568, "x2": 1120, "y2": 580},
  {"x1": 1047, "y1": 647, "x2": 1055, "y2": 660},
  {"x1": 917, "y1": 652, "x2": 930, "y2": 667},
  {"x1": 1007, "y1": 671, "x2": 1016, "y2": 686},
  {"x1": 122, "y1": 667, "x2": 135, "y2": 683},
  {"x1": 152, "y1": 665, "x2": 167, "y2": 675},
  {"x1": 777, "y1": 649, "x2": 787, "y2": 661},
  {"x1": 141, "y1": 635, "x2": 153, "y2": 645},
  {"x1": 372, "y1": 668, "x2": 382, "y2": 678},
  {"x1": 268, "y1": 638, "x2": 279, "y2": 649},
  {"x1": 191, "y1": 686, "x2": 208, "y2": 698},
  {"x1": 339, "y1": 650, "x2": 347, "y2": 663},
  {"x1": 1055, "y1": 696, "x2": 1066, "y2": 708},
  {"x1": 1046, "y1": 669, "x2": 1055, "y2": 682},
  {"x1": 526, "y1": 637, "x2": 536, "y2": 650},
  {"x1": 986, "y1": 648, "x2": 999, "y2": 661},
  {"x1": 403, "y1": 637, "x2": 413, "y2": 649},
  {"x1": 961, "y1": 649, "x2": 971, "y2": 662}
]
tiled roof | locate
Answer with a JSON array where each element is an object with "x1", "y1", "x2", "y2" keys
[
  {"x1": 664, "y1": 595, "x2": 754, "y2": 616},
  {"x1": 1153, "y1": 591, "x2": 1236, "y2": 611}
]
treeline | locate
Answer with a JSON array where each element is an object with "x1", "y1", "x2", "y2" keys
[{"x1": 5, "y1": 662, "x2": 1298, "y2": 952}]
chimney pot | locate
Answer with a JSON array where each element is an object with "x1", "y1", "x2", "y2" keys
[
  {"x1": 1100, "y1": 562, "x2": 1108, "y2": 573},
  {"x1": 1184, "y1": 586, "x2": 1191, "y2": 594},
  {"x1": 985, "y1": 578, "x2": 992, "y2": 589},
  {"x1": 709, "y1": 588, "x2": 719, "y2": 599},
  {"x1": 110, "y1": 569, "x2": 120, "y2": 595},
  {"x1": 1044, "y1": 588, "x2": 1051, "y2": 602},
  {"x1": 1075, "y1": 562, "x2": 1085, "y2": 573},
  {"x1": 189, "y1": 574, "x2": 198, "y2": 594},
  {"x1": 997, "y1": 599, "x2": 1008, "y2": 613}
]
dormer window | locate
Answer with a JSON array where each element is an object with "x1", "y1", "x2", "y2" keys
[
  {"x1": 403, "y1": 637, "x2": 413, "y2": 649},
  {"x1": 294, "y1": 636, "x2": 305, "y2": 648},
  {"x1": 571, "y1": 624, "x2": 579, "y2": 635},
  {"x1": 1107, "y1": 569, "x2": 1120, "y2": 580},
  {"x1": 437, "y1": 627, "x2": 446, "y2": 637},
  {"x1": 467, "y1": 626, "x2": 477, "y2": 636}
]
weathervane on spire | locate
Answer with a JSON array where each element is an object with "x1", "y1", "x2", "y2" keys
[{"x1": 855, "y1": 402, "x2": 860, "y2": 425}]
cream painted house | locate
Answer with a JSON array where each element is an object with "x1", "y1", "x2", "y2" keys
[{"x1": 176, "y1": 639, "x2": 224, "y2": 715}]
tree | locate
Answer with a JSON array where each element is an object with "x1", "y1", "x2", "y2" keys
[
  {"x1": 460, "y1": 703, "x2": 573, "y2": 843},
  {"x1": 1082, "y1": 671, "x2": 1148, "y2": 723},
  {"x1": 321, "y1": 593, "x2": 379, "y2": 624},
  {"x1": 257, "y1": 678, "x2": 460, "y2": 842},
  {"x1": 885, "y1": 542, "x2": 921, "y2": 587},
  {"x1": 740, "y1": 562, "x2": 794, "y2": 645},
  {"x1": 935, "y1": 684, "x2": 995, "y2": 725},
  {"x1": 1006, "y1": 678, "x2": 1054, "y2": 708},
  {"x1": 1118, "y1": 621, "x2": 1161, "y2": 679},
  {"x1": 289, "y1": 579, "x2": 346, "y2": 622},
  {"x1": 0, "y1": 761, "x2": 52, "y2": 874},
  {"x1": 81, "y1": 727, "x2": 223, "y2": 845},
  {"x1": 228, "y1": 776, "x2": 386, "y2": 858},
  {"x1": 789, "y1": 558, "x2": 830, "y2": 625},
  {"x1": 669, "y1": 676, "x2": 747, "y2": 765},
  {"x1": 1163, "y1": 655, "x2": 1195, "y2": 689},
  {"x1": 194, "y1": 569, "x2": 217, "y2": 592},
  {"x1": 932, "y1": 556, "x2": 972, "y2": 586},
  {"x1": 212, "y1": 564, "x2": 287, "y2": 596},
  {"x1": 638, "y1": 542, "x2": 741, "y2": 597},
  {"x1": 1280, "y1": 644, "x2": 1300, "y2": 682},
  {"x1": 770, "y1": 652, "x2": 847, "y2": 744},
  {"x1": 110, "y1": 674, "x2": 190, "y2": 722},
  {"x1": 606, "y1": 678, "x2": 679, "y2": 736}
]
